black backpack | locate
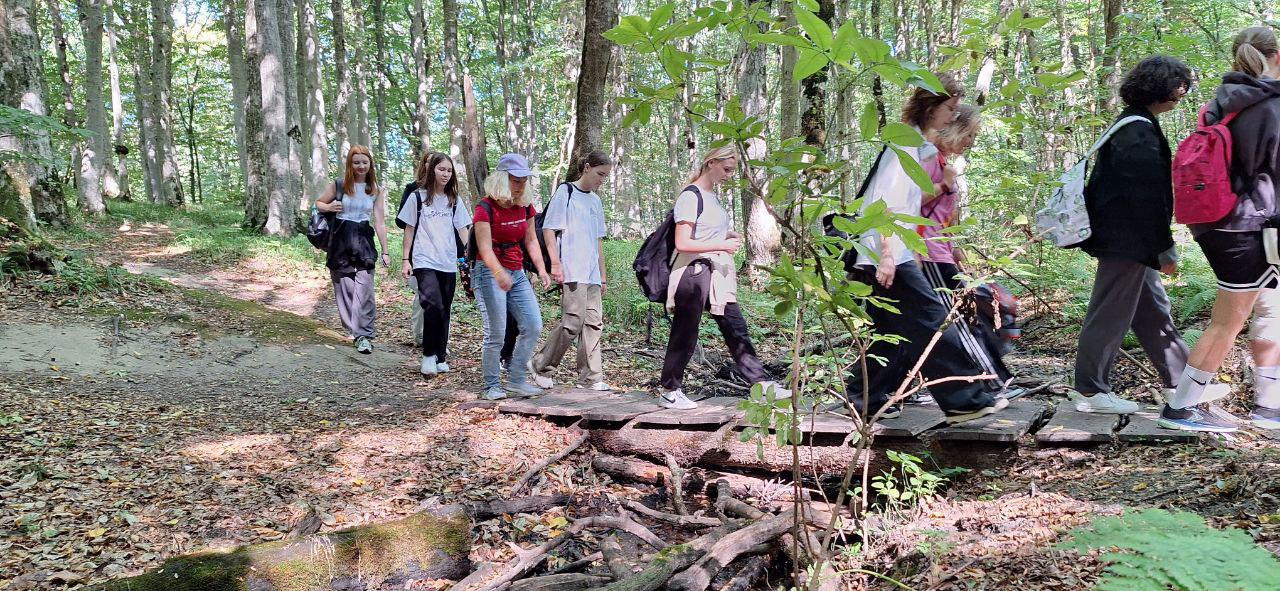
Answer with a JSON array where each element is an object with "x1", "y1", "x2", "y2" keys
[
  {"x1": 528, "y1": 183, "x2": 576, "y2": 272},
  {"x1": 821, "y1": 146, "x2": 887, "y2": 274},
  {"x1": 306, "y1": 180, "x2": 345, "y2": 251},
  {"x1": 633, "y1": 185, "x2": 704, "y2": 303},
  {"x1": 466, "y1": 200, "x2": 535, "y2": 268}
]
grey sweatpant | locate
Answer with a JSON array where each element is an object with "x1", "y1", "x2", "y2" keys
[
  {"x1": 1074, "y1": 257, "x2": 1188, "y2": 393},
  {"x1": 331, "y1": 269, "x2": 376, "y2": 339}
]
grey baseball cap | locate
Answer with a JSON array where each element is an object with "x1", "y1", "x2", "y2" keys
[{"x1": 495, "y1": 153, "x2": 532, "y2": 178}]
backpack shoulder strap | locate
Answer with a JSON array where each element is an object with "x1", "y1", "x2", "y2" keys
[
  {"x1": 1086, "y1": 115, "x2": 1150, "y2": 159},
  {"x1": 855, "y1": 146, "x2": 889, "y2": 200},
  {"x1": 334, "y1": 180, "x2": 344, "y2": 201}
]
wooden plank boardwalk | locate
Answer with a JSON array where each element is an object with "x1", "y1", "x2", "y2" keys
[{"x1": 463, "y1": 388, "x2": 1207, "y2": 447}]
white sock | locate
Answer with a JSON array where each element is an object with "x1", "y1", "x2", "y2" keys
[
  {"x1": 1256, "y1": 365, "x2": 1280, "y2": 409},
  {"x1": 1170, "y1": 365, "x2": 1214, "y2": 409}
]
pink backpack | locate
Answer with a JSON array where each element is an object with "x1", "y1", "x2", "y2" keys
[{"x1": 1173, "y1": 104, "x2": 1240, "y2": 225}]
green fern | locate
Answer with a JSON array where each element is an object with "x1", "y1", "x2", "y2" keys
[{"x1": 1060, "y1": 509, "x2": 1280, "y2": 591}]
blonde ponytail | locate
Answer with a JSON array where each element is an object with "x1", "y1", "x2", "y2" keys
[
  {"x1": 688, "y1": 144, "x2": 738, "y2": 183},
  {"x1": 1233, "y1": 26, "x2": 1278, "y2": 77}
]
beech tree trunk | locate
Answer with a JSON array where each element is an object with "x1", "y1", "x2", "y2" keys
[
  {"x1": 373, "y1": 0, "x2": 388, "y2": 160},
  {"x1": 300, "y1": 0, "x2": 329, "y2": 197},
  {"x1": 77, "y1": 0, "x2": 109, "y2": 215},
  {"x1": 149, "y1": 0, "x2": 184, "y2": 206},
  {"x1": 241, "y1": 0, "x2": 268, "y2": 228},
  {"x1": 128, "y1": 0, "x2": 162, "y2": 204},
  {"x1": 778, "y1": 8, "x2": 800, "y2": 140},
  {"x1": 332, "y1": 0, "x2": 351, "y2": 157},
  {"x1": 800, "y1": 0, "x2": 834, "y2": 148},
  {"x1": 246, "y1": 0, "x2": 297, "y2": 235},
  {"x1": 737, "y1": 31, "x2": 779, "y2": 287},
  {"x1": 410, "y1": 0, "x2": 432, "y2": 159},
  {"x1": 0, "y1": 0, "x2": 62, "y2": 232},
  {"x1": 276, "y1": 0, "x2": 302, "y2": 207},
  {"x1": 44, "y1": 0, "x2": 89, "y2": 221},
  {"x1": 223, "y1": 0, "x2": 251, "y2": 195},
  {"x1": 442, "y1": 0, "x2": 472, "y2": 198},
  {"x1": 1100, "y1": 0, "x2": 1123, "y2": 111},
  {"x1": 462, "y1": 69, "x2": 488, "y2": 194},
  {"x1": 105, "y1": 0, "x2": 128, "y2": 199},
  {"x1": 569, "y1": 0, "x2": 616, "y2": 170},
  {"x1": 351, "y1": 8, "x2": 371, "y2": 147}
]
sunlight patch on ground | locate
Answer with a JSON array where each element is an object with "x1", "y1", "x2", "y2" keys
[{"x1": 182, "y1": 433, "x2": 291, "y2": 461}]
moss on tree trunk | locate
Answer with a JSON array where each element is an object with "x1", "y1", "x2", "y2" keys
[{"x1": 92, "y1": 507, "x2": 472, "y2": 591}]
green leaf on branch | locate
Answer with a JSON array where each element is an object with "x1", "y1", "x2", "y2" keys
[
  {"x1": 745, "y1": 31, "x2": 810, "y2": 48},
  {"x1": 887, "y1": 145, "x2": 934, "y2": 194},
  {"x1": 649, "y1": 2, "x2": 676, "y2": 27},
  {"x1": 794, "y1": 7, "x2": 832, "y2": 50},
  {"x1": 660, "y1": 45, "x2": 689, "y2": 80},
  {"x1": 859, "y1": 102, "x2": 879, "y2": 141},
  {"x1": 833, "y1": 21, "x2": 859, "y2": 63},
  {"x1": 881, "y1": 123, "x2": 924, "y2": 147},
  {"x1": 794, "y1": 47, "x2": 829, "y2": 82}
]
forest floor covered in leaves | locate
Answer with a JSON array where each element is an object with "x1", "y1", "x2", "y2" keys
[{"x1": 1, "y1": 210, "x2": 1278, "y2": 590}]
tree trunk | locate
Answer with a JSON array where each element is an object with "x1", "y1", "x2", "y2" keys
[
  {"x1": 44, "y1": 0, "x2": 89, "y2": 221},
  {"x1": 332, "y1": 0, "x2": 351, "y2": 157},
  {"x1": 149, "y1": 0, "x2": 184, "y2": 206},
  {"x1": 300, "y1": 0, "x2": 329, "y2": 197},
  {"x1": 222, "y1": 0, "x2": 251, "y2": 195},
  {"x1": 372, "y1": 0, "x2": 387, "y2": 161},
  {"x1": 276, "y1": 0, "x2": 302, "y2": 208},
  {"x1": 442, "y1": 0, "x2": 472, "y2": 199},
  {"x1": 242, "y1": 0, "x2": 268, "y2": 228},
  {"x1": 77, "y1": 0, "x2": 110, "y2": 215},
  {"x1": 608, "y1": 45, "x2": 640, "y2": 237},
  {"x1": 569, "y1": 0, "x2": 616, "y2": 171},
  {"x1": 350, "y1": 7, "x2": 371, "y2": 147},
  {"x1": 870, "y1": 0, "x2": 886, "y2": 124},
  {"x1": 1100, "y1": 0, "x2": 1123, "y2": 111},
  {"x1": 974, "y1": 0, "x2": 1014, "y2": 105},
  {"x1": 128, "y1": 0, "x2": 161, "y2": 204},
  {"x1": 462, "y1": 69, "x2": 488, "y2": 195},
  {"x1": 249, "y1": 0, "x2": 298, "y2": 235},
  {"x1": 778, "y1": 8, "x2": 800, "y2": 141},
  {"x1": 105, "y1": 0, "x2": 128, "y2": 199},
  {"x1": 410, "y1": 0, "x2": 432, "y2": 159},
  {"x1": 800, "y1": 0, "x2": 834, "y2": 148},
  {"x1": 0, "y1": 0, "x2": 62, "y2": 232},
  {"x1": 738, "y1": 28, "x2": 779, "y2": 288}
]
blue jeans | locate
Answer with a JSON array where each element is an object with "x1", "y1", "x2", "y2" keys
[{"x1": 473, "y1": 264, "x2": 543, "y2": 389}]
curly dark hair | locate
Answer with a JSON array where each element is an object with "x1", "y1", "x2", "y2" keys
[
  {"x1": 1119, "y1": 56, "x2": 1194, "y2": 107},
  {"x1": 901, "y1": 73, "x2": 964, "y2": 129}
]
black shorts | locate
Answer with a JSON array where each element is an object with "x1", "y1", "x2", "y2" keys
[{"x1": 1194, "y1": 230, "x2": 1280, "y2": 292}]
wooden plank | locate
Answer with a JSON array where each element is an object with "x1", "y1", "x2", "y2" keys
[
  {"x1": 634, "y1": 396, "x2": 744, "y2": 426},
  {"x1": 874, "y1": 405, "x2": 947, "y2": 437},
  {"x1": 1117, "y1": 405, "x2": 1201, "y2": 444},
  {"x1": 1035, "y1": 401, "x2": 1120, "y2": 444},
  {"x1": 579, "y1": 391, "x2": 665, "y2": 422},
  {"x1": 458, "y1": 399, "x2": 501, "y2": 411},
  {"x1": 498, "y1": 391, "x2": 593, "y2": 415},
  {"x1": 796, "y1": 412, "x2": 854, "y2": 434},
  {"x1": 932, "y1": 399, "x2": 1049, "y2": 442}
]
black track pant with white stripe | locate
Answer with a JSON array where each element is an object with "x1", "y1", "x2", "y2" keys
[
  {"x1": 1073, "y1": 257, "x2": 1188, "y2": 393},
  {"x1": 921, "y1": 261, "x2": 1014, "y2": 392}
]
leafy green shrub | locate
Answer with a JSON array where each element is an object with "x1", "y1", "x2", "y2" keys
[{"x1": 1060, "y1": 508, "x2": 1280, "y2": 590}]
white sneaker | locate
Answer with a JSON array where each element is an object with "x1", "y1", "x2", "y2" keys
[
  {"x1": 437, "y1": 361, "x2": 450, "y2": 373},
  {"x1": 420, "y1": 355, "x2": 438, "y2": 376},
  {"x1": 1069, "y1": 391, "x2": 1139, "y2": 414},
  {"x1": 579, "y1": 381, "x2": 616, "y2": 392},
  {"x1": 757, "y1": 381, "x2": 791, "y2": 398},
  {"x1": 481, "y1": 387, "x2": 507, "y2": 401},
  {"x1": 527, "y1": 359, "x2": 554, "y2": 389},
  {"x1": 658, "y1": 389, "x2": 697, "y2": 410}
]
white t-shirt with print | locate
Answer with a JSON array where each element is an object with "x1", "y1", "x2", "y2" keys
[
  {"x1": 396, "y1": 191, "x2": 472, "y2": 272},
  {"x1": 542, "y1": 182, "x2": 607, "y2": 285},
  {"x1": 673, "y1": 186, "x2": 729, "y2": 247}
]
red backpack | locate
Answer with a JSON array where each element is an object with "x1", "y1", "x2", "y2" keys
[{"x1": 1173, "y1": 104, "x2": 1240, "y2": 224}]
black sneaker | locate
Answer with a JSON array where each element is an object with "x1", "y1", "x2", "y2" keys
[
  {"x1": 1156, "y1": 404, "x2": 1238, "y2": 433},
  {"x1": 943, "y1": 397, "x2": 1010, "y2": 425},
  {"x1": 854, "y1": 401, "x2": 902, "y2": 420}
]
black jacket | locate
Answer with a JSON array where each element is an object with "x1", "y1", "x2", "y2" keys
[
  {"x1": 1196, "y1": 72, "x2": 1280, "y2": 235},
  {"x1": 1081, "y1": 105, "x2": 1175, "y2": 269}
]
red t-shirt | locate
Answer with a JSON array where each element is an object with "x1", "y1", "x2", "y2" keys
[{"x1": 473, "y1": 198, "x2": 534, "y2": 270}]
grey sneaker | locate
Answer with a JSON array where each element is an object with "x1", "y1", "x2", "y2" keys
[
  {"x1": 1251, "y1": 406, "x2": 1280, "y2": 430},
  {"x1": 943, "y1": 397, "x2": 1009, "y2": 425},
  {"x1": 757, "y1": 381, "x2": 792, "y2": 398},
  {"x1": 658, "y1": 389, "x2": 697, "y2": 410},
  {"x1": 1157, "y1": 404, "x2": 1238, "y2": 433},
  {"x1": 1069, "y1": 391, "x2": 1139, "y2": 414},
  {"x1": 355, "y1": 337, "x2": 372, "y2": 354},
  {"x1": 505, "y1": 381, "x2": 543, "y2": 397},
  {"x1": 436, "y1": 361, "x2": 450, "y2": 373},
  {"x1": 481, "y1": 387, "x2": 507, "y2": 401},
  {"x1": 579, "y1": 381, "x2": 616, "y2": 392},
  {"x1": 420, "y1": 355, "x2": 438, "y2": 376},
  {"x1": 528, "y1": 359, "x2": 554, "y2": 389}
]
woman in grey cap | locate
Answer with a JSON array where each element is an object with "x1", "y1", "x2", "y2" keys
[{"x1": 471, "y1": 154, "x2": 552, "y2": 400}]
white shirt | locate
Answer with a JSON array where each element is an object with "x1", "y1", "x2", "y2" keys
[
  {"x1": 855, "y1": 142, "x2": 924, "y2": 267},
  {"x1": 336, "y1": 182, "x2": 376, "y2": 223},
  {"x1": 673, "y1": 186, "x2": 729, "y2": 247},
  {"x1": 542, "y1": 182, "x2": 606, "y2": 285},
  {"x1": 396, "y1": 191, "x2": 472, "y2": 272}
]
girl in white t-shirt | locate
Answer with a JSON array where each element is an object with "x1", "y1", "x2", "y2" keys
[
  {"x1": 658, "y1": 145, "x2": 786, "y2": 410},
  {"x1": 398, "y1": 152, "x2": 472, "y2": 375}
]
